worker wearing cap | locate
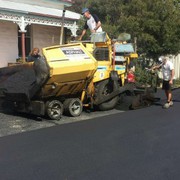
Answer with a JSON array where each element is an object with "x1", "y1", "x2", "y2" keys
[
  {"x1": 152, "y1": 56, "x2": 175, "y2": 108},
  {"x1": 79, "y1": 8, "x2": 102, "y2": 40}
]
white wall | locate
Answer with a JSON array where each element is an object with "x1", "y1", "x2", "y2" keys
[
  {"x1": 32, "y1": 24, "x2": 61, "y2": 54},
  {"x1": 170, "y1": 54, "x2": 180, "y2": 80},
  {"x1": 0, "y1": 21, "x2": 18, "y2": 67}
]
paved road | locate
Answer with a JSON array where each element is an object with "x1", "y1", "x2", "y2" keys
[
  {"x1": 0, "y1": 89, "x2": 180, "y2": 180},
  {"x1": 0, "y1": 103, "x2": 124, "y2": 137},
  {"x1": 0, "y1": 87, "x2": 162, "y2": 137}
]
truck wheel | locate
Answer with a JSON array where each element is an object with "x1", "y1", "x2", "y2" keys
[
  {"x1": 63, "y1": 98, "x2": 83, "y2": 117},
  {"x1": 95, "y1": 80, "x2": 119, "y2": 111},
  {"x1": 46, "y1": 100, "x2": 63, "y2": 120}
]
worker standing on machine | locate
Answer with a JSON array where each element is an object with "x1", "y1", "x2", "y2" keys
[{"x1": 79, "y1": 8, "x2": 102, "y2": 40}]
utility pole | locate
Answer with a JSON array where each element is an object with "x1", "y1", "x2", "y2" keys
[{"x1": 60, "y1": 9, "x2": 66, "y2": 45}]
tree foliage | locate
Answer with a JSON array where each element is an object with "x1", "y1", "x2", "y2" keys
[
  {"x1": 67, "y1": 0, "x2": 87, "y2": 14},
  {"x1": 69, "y1": 0, "x2": 180, "y2": 59}
]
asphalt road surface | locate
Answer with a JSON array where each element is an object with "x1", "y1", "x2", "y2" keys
[
  {"x1": 0, "y1": 88, "x2": 180, "y2": 180},
  {"x1": 0, "y1": 103, "x2": 124, "y2": 137}
]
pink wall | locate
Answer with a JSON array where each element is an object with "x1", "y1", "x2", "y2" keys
[
  {"x1": 32, "y1": 24, "x2": 61, "y2": 54},
  {"x1": 0, "y1": 21, "x2": 18, "y2": 67}
]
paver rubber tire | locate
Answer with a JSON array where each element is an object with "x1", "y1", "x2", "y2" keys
[
  {"x1": 46, "y1": 100, "x2": 63, "y2": 120},
  {"x1": 95, "y1": 80, "x2": 119, "y2": 111},
  {"x1": 63, "y1": 98, "x2": 83, "y2": 117},
  {"x1": 117, "y1": 92, "x2": 134, "y2": 111}
]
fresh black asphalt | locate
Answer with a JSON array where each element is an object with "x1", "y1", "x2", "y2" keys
[{"x1": 0, "y1": 89, "x2": 180, "y2": 180}]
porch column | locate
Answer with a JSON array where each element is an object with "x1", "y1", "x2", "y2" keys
[
  {"x1": 16, "y1": 16, "x2": 28, "y2": 62},
  {"x1": 20, "y1": 31, "x2": 26, "y2": 62}
]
